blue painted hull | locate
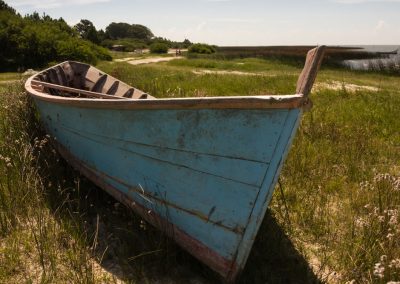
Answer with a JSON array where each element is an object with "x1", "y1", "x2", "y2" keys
[
  {"x1": 26, "y1": 45, "x2": 325, "y2": 282},
  {"x1": 34, "y1": 99, "x2": 302, "y2": 279}
]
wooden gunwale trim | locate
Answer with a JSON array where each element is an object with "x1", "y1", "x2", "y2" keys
[
  {"x1": 25, "y1": 63, "x2": 306, "y2": 110},
  {"x1": 54, "y1": 140, "x2": 239, "y2": 281},
  {"x1": 29, "y1": 92, "x2": 305, "y2": 110},
  {"x1": 27, "y1": 78, "x2": 305, "y2": 110}
]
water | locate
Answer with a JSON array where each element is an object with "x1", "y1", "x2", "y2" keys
[
  {"x1": 349, "y1": 45, "x2": 399, "y2": 53},
  {"x1": 341, "y1": 45, "x2": 400, "y2": 71}
]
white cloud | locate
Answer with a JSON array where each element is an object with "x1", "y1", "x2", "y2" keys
[
  {"x1": 373, "y1": 20, "x2": 386, "y2": 33},
  {"x1": 196, "y1": 21, "x2": 207, "y2": 31},
  {"x1": 7, "y1": 0, "x2": 111, "y2": 9}
]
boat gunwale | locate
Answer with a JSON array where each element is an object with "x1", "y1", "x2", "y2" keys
[{"x1": 25, "y1": 61, "x2": 307, "y2": 110}]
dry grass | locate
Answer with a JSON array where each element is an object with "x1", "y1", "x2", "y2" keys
[
  {"x1": 1, "y1": 57, "x2": 399, "y2": 283},
  {"x1": 0, "y1": 83, "x2": 122, "y2": 283}
]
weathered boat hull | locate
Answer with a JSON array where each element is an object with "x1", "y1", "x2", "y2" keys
[
  {"x1": 34, "y1": 99, "x2": 301, "y2": 279},
  {"x1": 25, "y1": 46, "x2": 325, "y2": 281}
]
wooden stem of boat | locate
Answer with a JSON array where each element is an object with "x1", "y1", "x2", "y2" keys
[
  {"x1": 31, "y1": 80, "x2": 128, "y2": 100},
  {"x1": 296, "y1": 46, "x2": 326, "y2": 97}
]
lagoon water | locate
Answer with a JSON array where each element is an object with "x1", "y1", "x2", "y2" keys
[
  {"x1": 352, "y1": 45, "x2": 399, "y2": 53},
  {"x1": 342, "y1": 45, "x2": 400, "y2": 71}
]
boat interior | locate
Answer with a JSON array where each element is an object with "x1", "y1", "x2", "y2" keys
[{"x1": 32, "y1": 61, "x2": 154, "y2": 99}]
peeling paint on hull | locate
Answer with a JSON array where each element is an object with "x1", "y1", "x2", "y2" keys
[
  {"x1": 25, "y1": 46, "x2": 325, "y2": 282},
  {"x1": 33, "y1": 100, "x2": 301, "y2": 281},
  {"x1": 55, "y1": 141, "x2": 239, "y2": 279}
]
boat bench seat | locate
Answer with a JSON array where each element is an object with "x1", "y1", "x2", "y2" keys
[{"x1": 33, "y1": 61, "x2": 155, "y2": 100}]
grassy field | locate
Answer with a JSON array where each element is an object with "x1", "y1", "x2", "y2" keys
[{"x1": 0, "y1": 55, "x2": 399, "y2": 283}]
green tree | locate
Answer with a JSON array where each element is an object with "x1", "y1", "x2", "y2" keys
[
  {"x1": 0, "y1": 5, "x2": 23, "y2": 67},
  {"x1": 97, "y1": 29, "x2": 106, "y2": 42},
  {"x1": 74, "y1": 19, "x2": 100, "y2": 44},
  {"x1": 128, "y1": 24, "x2": 153, "y2": 40},
  {"x1": 0, "y1": 0, "x2": 16, "y2": 13},
  {"x1": 182, "y1": 39, "x2": 192, "y2": 48},
  {"x1": 0, "y1": 2, "x2": 111, "y2": 70},
  {"x1": 150, "y1": 42, "x2": 168, "y2": 54},
  {"x1": 105, "y1": 22, "x2": 130, "y2": 39},
  {"x1": 188, "y1": 43, "x2": 216, "y2": 54},
  {"x1": 105, "y1": 22, "x2": 153, "y2": 40}
]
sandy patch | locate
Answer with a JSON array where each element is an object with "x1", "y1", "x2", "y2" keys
[
  {"x1": 91, "y1": 258, "x2": 125, "y2": 284},
  {"x1": 114, "y1": 57, "x2": 137, "y2": 62},
  {"x1": 191, "y1": 69, "x2": 284, "y2": 76},
  {"x1": 316, "y1": 81, "x2": 379, "y2": 92},
  {"x1": 192, "y1": 70, "x2": 263, "y2": 76},
  {"x1": 125, "y1": 56, "x2": 183, "y2": 65},
  {"x1": 299, "y1": 240, "x2": 342, "y2": 283},
  {"x1": 167, "y1": 48, "x2": 188, "y2": 54}
]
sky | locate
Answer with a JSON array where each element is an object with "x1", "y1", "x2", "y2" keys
[{"x1": 5, "y1": 0, "x2": 400, "y2": 46}]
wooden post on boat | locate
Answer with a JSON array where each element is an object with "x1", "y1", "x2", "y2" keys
[{"x1": 296, "y1": 46, "x2": 326, "y2": 97}]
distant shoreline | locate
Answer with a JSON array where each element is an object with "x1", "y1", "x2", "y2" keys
[{"x1": 218, "y1": 45, "x2": 399, "y2": 54}]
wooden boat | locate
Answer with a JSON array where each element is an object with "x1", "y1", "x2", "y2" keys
[{"x1": 25, "y1": 46, "x2": 325, "y2": 282}]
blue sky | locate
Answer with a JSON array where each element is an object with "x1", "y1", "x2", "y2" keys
[{"x1": 6, "y1": 0, "x2": 400, "y2": 45}]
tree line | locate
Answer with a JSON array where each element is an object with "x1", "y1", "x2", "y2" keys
[
  {"x1": 0, "y1": 0, "x2": 215, "y2": 71},
  {"x1": 74, "y1": 20, "x2": 154, "y2": 45},
  {"x1": 0, "y1": 1, "x2": 111, "y2": 70},
  {"x1": 0, "y1": 1, "x2": 187, "y2": 70},
  {"x1": 74, "y1": 19, "x2": 192, "y2": 52}
]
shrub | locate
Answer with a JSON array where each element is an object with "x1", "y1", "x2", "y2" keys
[
  {"x1": 150, "y1": 42, "x2": 168, "y2": 54},
  {"x1": 188, "y1": 43, "x2": 216, "y2": 54},
  {"x1": 0, "y1": 4, "x2": 111, "y2": 70},
  {"x1": 90, "y1": 43, "x2": 112, "y2": 61},
  {"x1": 56, "y1": 39, "x2": 97, "y2": 64},
  {"x1": 101, "y1": 38, "x2": 147, "y2": 52}
]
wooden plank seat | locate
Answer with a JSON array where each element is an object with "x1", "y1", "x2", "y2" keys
[
  {"x1": 106, "y1": 81, "x2": 119, "y2": 95},
  {"x1": 32, "y1": 60, "x2": 154, "y2": 100},
  {"x1": 122, "y1": 88, "x2": 134, "y2": 98},
  {"x1": 55, "y1": 65, "x2": 68, "y2": 86},
  {"x1": 91, "y1": 74, "x2": 108, "y2": 93}
]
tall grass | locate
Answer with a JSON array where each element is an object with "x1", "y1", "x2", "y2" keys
[
  {"x1": 97, "y1": 59, "x2": 400, "y2": 282},
  {"x1": 97, "y1": 61, "x2": 298, "y2": 98},
  {"x1": 0, "y1": 81, "x2": 218, "y2": 283},
  {"x1": 274, "y1": 86, "x2": 400, "y2": 282},
  {"x1": 0, "y1": 82, "x2": 117, "y2": 283},
  {"x1": 166, "y1": 57, "x2": 301, "y2": 73},
  {"x1": 1, "y1": 57, "x2": 399, "y2": 283}
]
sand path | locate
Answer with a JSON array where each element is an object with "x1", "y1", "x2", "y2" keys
[
  {"x1": 116, "y1": 56, "x2": 183, "y2": 65},
  {"x1": 315, "y1": 80, "x2": 379, "y2": 92}
]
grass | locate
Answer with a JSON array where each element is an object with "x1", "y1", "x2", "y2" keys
[
  {"x1": 1, "y1": 56, "x2": 399, "y2": 283},
  {"x1": 279, "y1": 86, "x2": 400, "y2": 282},
  {"x1": 166, "y1": 57, "x2": 300, "y2": 73},
  {"x1": 0, "y1": 72, "x2": 22, "y2": 81},
  {"x1": 110, "y1": 50, "x2": 178, "y2": 61},
  {"x1": 0, "y1": 81, "x2": 199, "y2": 283},
  {"x1": 96, "y1": 61, "x2": 298, "y2": 97},
  {"x1": 109, "y1": 50, "x2": 139, "y2": 60},
  {"x1": 0, "y1": 73, "x2": 22, "y2": 93},
  {"x1": 0, "y1": 83, "x2": 109, "y2": 283}
]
